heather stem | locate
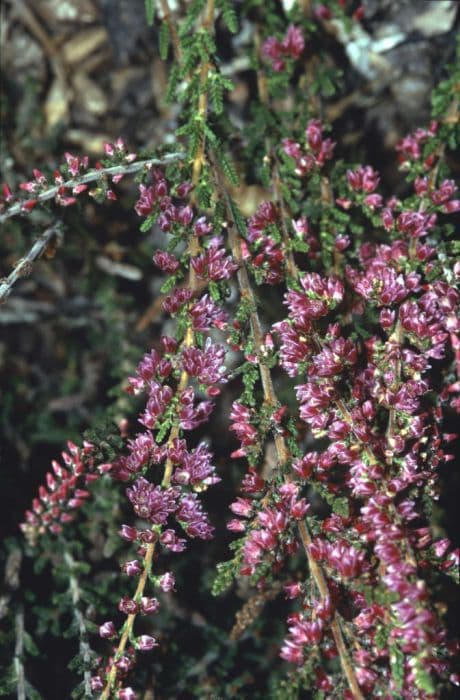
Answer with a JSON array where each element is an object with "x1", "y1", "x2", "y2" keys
[
  {"x1": 159, "y1": 0, "x2": 182, "y2": 62},
  {"x1": 64, "y1": 551, "x2": 93, "y2": 698},
  {"x1": 100, "y1": 540, "x2": 157, "y2": 699},
  {"x1": 14, "y1": 608, "x2": 26, "y2": 700},
  {"x1": 211, "y1": 155, "x2": 364, "y2": 700},
  {"x1": 0, "y1": 221, "x2": 63, "y2": 303},
  {"x1": 101, "y1": 3, "x2": 215, "y2": 687},
  {"x1": 0, "y1": 153, "x2": 185, "y2": 224},
  {"x1": 255, "y1": 35, "x2": 297, "y2": 279},
  {"x1": 385, "y1": 317, "x2": 403, "y2": 465}
]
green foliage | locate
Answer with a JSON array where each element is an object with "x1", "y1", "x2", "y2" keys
[
  {"x1": 217, "y1": 0, "x2": 238, "y2": 33},
  {"x1": 159, "y1": 21, "x2": 170, "y2": 60},
  {"x1": 83, "y1": 420, "x2": 124, "y2": 463},
  {"x1": 144, "y1": 0, "x2": 154, "y2": 26},
  {"x1": 390, "y1": 644, "x2": 405, "y2": 691},
  {"x1": 179, "y1": 0, "x2": 207, "y2": 37},
  {"x1": 241, "y1": 362, "x2": 259, "y2": 406}
]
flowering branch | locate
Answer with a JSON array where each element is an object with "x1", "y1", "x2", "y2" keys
[
  {"x1": 64, "y1": 551, "x2": 94, "y2": 699},
  {"x1": 0, "y1": 152, "x2": 185, "y2": 224},
  {"x1": 210, "y1": 153, "x2": 364, "y2": 700},
  {"x1": 14, "y1": 4, "x2": 459, "y2": 699}
]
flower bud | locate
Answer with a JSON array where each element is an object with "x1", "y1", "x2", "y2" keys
[{"x1": 99, "y1": 621, "x2": 117, "y2": 639}]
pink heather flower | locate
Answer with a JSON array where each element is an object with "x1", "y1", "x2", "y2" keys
[
  {"x1": 347, "y1": 262, "x2": 419, "y2": 307},
  {"x1": 230, "y1": 497, "x2": 253, "y2": 517},
  {"x1": 115, "y1": 655, "x2": 134, "y2": 673},
  {"x1": 280, "y1": 640, "x2": 304, "y2": 664},
  {"x1": 118, "y1": 597, "x2": 138, "y2": 614},
  {"x1": 124, "y1": 432, "x2": 164, "y2": 474},
  {"x1": 397, "y1": 210, "x2": 436, "y2": 239},
  {"x1": 141, "y1": 597, "x2": 160, "y2": 614},
  {"x1": 194, "y1": 215, "x2": 213, "y2": 236},
  {"x1": 258, "y1": 507, "x2": 288, "y2": 533},
  {"x1": 176, "y1": 492, "x2": 214, "y2": 539},
  {"x1": 135, "y1": 184, "x2": 156, "y2": 216},
  {"x1": 159, "y1": 528, "x2": 186, "y2": 552},
  {"x1": 430, "y1": 179, "x2": 457, "y2": 204},
  {"x1": 229, "y1": 402, "x2": 258, "y2": 447},
  {"x1": 127, "y1": 478, "x2": 178, "y2": 524},
  {"x1": 99, "y1": 621, "x2": 117, "y2": 639},
  {"x1": 139, "y1": 383, "x2": 173, "y2": 429},
  {"x1": 162, "y1": 287, "x2": 193, "y2": 315},
  {"x1": 315, "y1": 596, "x2": 334, "y2": 620},
  {"x1": 137, "y1": 635, "x2": 158, "y2": 651},
  {"x1": 178, "y1": 387, "x2": 214, "y2": 430},
  {"x1": 176, "y1": 181, "x2": 192, "y2": 197},
  {"x1": 364, "y1": 193, "x2": 383, "y2": 209},
  {"x1": 396, "y1": 121, "x2": 438, "y2": 165},
  {"x1": 189, "y1": 294, "x2": 228, "y2": 331},
  {"x1": 285, "y1": 273, "x2": 344, "y2": 328},
  {"x1": 292, "y1": 452, "x2": 316, "y2": 479},
  {"x1": 273, "y1": 321, "x2": 312, "y2": 377},
  {"x1": 191, "y1": 240, "x2": 238, "y2": 281},
  {"x1": 248, "y1": 201, "x2": 278, "y2": 240},
  {"x1": 119, "y1": 524, "x2": 138, "y2": 541},
  {"x1": 172, "y1": 442, "x2": 220, "y2": 488},
  {"x1": 283, "y1": 121, "x2": 334, "y2": 172},
  {"x1": 281, "y1": 25, "x2": 305, "y2": 58},
  {"x1": 64, "y1": 152, "x2": 88, "y2": 176},
  {"x1": 118, "y1": 688, "x2": 137, "y2": 700},
  {"x1": 90, "y1": 676, "x2": 104, "y2": 692},
  {"x1": 159, "y1": 572, "x2": 176, "y2": 592},
  {"x1": 262, "y1": 25, "x2": 304, "y2": 72},
  {"x1": 177, "y1": 204, "x2": 193, "y2": 225},
  {"x1": 181, "y1": 339, "x2": 226, "y2": 386},
  {"x1": 153, "y1": 250, "x2": 180, "y2": 272},
  {"x1": 282, "y1": 138, "x2": 303, "y2": 160},
  {"x1": 240, "y1": 468, "x2": 265, "y2": 494},
  {"x1": 347, "y1": 165, "x2": 380, "y2": 193},
  {"x1": 289, "y1": 617, "x2": 324, "y2": 646},
  {"x1": 227, "y1": 518, "x2": 246, "y2": 532},
  {"x1": 296, "y1": 380, "x2": 336, "y2": 430},
  {"x1": 284, "y1": 582, "x2": 303, "y2": 599},
  {"x1": 314, "y1": 4, "x2": 333, "y2": 19},
  {"x1": 242, "y1": 528, "x2": 277, "y2": 569},
  {"x1": 310, "y1": 538, "x2": 365, "y2": 579},
  {"x1": 2, "y1": 183, "x2": 14, "y2": 202},
  {"x1": 311, "y1": 337, "x2": 357, "y2": 377},
  {"x1": 292, "y1": 216, "x2": 309, "y2": 237}
]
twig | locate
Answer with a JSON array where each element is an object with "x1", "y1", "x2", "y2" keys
[
  {"x1": 64, "y1": 551, "x2": 93, "y2": 698},
  {"x1": 14, "y1": 608, "x2": 26, "y2": 700},
  {"x1": 0, "y1": 153, "x2": 185, "y2": 224},
  {"x1": 0, "y1": 222, "x2": 63, "y2": 303}
]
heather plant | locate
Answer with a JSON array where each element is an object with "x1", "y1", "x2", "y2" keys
[{"x1": 1, "y1": 1, "x2": 459, "y2": 699}]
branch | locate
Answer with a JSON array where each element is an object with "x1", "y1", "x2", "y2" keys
[
  {"x1": 0, "y1": 153, "x2": 185, "y2": 224},
  {"x1": 0, "y1": 222, "x2": 63, "y2": 304},
  {"x1": 14, "y1": 608, "x2": 26, "y2": 700},
  {"x1": 210, "y1": 153, "x2": 365, "y2": 700},
  {"x1": 64, "y1": 551, "x2": 93, "y2": 698}
]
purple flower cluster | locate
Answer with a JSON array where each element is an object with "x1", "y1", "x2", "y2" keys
[
  {"x1": 225, "y1": 114, "x2": 460, "y2": 697},
  {"x1": 20, "y1": 441, "x2": 100, "y2": 542},
  {"x1": 245, "y1": 201, "x2": 286, "y2": 284},
  {"x1": 228, "y1": 482, "x2": 308, "y2": 576},
  {"x1": 191, "y1": 238, "x2": 238, "y2": 281},
  {"x1": 262, "y1": 25, "x2": 305, "y2": 72},
  {"x1": 282, "y1": 119, "x2": 335, "y2": 175},
  {"x1": 181, "y1": 337, "x2": 227, "y2": 387}
]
